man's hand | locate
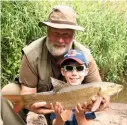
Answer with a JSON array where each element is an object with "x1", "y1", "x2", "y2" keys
[
  {"x1": 20, "y1": 84, "x2": 54, "y2": 114},
  {"x1": 88, "y1": 95, "x2": 110, "y2": 112},
  {"x1": 26, "y1": 102, "x2": 54, "y2": 114}
]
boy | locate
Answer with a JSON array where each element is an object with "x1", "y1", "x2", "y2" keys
[{"x1": 50, "y1": 49, "x2": 95, "y2": 125}]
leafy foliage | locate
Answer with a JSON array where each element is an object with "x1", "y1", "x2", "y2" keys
[{"x1": 1, "y1": 1, "x2": 127, "y2": 87}]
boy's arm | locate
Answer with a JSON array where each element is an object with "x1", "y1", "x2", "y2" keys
[
  {"x1": 51, "y1": 102, "x2": 65, "y2": 125},
  {"x1": 75, "y1": 114, "x2": 89, "y2": 125},
  {"x1": 52, "y1": 116, "x2": 64, "y2": 125},
  {"x1": 74, "y1": 103, "x2": 92, "y2": 125},
  {"x1": 52, "y1": 110, "x2": 71, "y2": 125},
  {"x1": 51, "y1": 102, "x2": 71, "y2": 125}
]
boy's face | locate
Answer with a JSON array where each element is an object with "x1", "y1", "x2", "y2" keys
[{"x1": 61, "y1": 62, "x2": 88, "y2": 85}]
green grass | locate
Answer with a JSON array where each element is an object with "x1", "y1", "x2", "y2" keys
[{"x1": 1, "y1": 0, "x2": 127, "y2": 87}]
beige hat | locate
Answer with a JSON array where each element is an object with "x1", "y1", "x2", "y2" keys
[{"x1": 38, "y1": 5, "x2": 84, "y2": 31}]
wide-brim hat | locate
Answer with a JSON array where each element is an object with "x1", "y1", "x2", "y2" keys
[{"x1": 38, "y1": 5, "x2": 84, "y2": 31}]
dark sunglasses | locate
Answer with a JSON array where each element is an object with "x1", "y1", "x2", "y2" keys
[{"x1": 64, "y1": 65, "x2": 85, "y2": 72}]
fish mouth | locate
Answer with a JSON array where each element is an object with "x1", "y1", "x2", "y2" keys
[
  {"x1": 117, "y1": 85, "x2": 123, "y2": 93},
  {"x1": 114, "y1": 85, "x2": 123, "y2": 95},
  {"x1": 103, "y1": 84, "x2": 123, "y2": 96}
]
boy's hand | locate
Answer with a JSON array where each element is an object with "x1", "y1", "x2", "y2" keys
[
  {"x1": 75, "y1": 103, "x2": 89, "y2": 125},
  {"x1": 52, "y1": 102, "x2": 71, "y2": 122},
  {"x1": 75, "y1": 103, "x2": 87, "y2": 115}
]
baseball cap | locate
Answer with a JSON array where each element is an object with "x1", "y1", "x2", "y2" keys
[
  {"x1": 60, "y1": 49, "x2": 88, "y2": 67},
  {"x1": 38, "y1": 5, "x2": 84, "y2": 31}
]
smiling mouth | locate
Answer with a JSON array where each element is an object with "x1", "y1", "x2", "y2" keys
[{"x1": 70, "y1": 78, "x2": 79, "y2": 81}]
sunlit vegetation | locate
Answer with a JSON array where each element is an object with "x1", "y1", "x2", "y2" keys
[{"x1": 1, "y1": 1, "x2": 127, "y2": 87}]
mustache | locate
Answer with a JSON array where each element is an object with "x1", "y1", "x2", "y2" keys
[{"x1": 48, "y1": 41, "x2": 66, "y2": 47}]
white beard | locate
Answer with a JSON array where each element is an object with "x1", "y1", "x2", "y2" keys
[{"x1": 46, "y1": 37, "x2": 73, "y2": 56}]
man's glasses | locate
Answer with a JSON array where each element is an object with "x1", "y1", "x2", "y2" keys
[{"x1": 63, "y1": 65, "x2": 85, "y2": 72}]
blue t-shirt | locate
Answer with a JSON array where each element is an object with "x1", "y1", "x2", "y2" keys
[{"x1": 50, "y1": 109, "x2": 96, "y2": 125}]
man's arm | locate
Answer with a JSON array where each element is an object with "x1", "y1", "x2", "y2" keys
[
  {"x1": 19, "y1": 55, "x2": 38, "y2": 88},
  {"x1": 85, "y1": 55, "x2": 102, "y2": 83},
  {"x1": 20, "y1": 84, "x2": 54, "y2": 114},
  {"x1": 74, "y1": 41, "x2": 102, "y2": 83},
  {"x1": 20, "y1": 84, "x2": 37, "y2": 94},
  {"x1": 19, "y1": 55, "x2": 54, "y2": 114}
]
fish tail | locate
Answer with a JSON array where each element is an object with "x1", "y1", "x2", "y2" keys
[{"x1": 3, "y1": 95, "x2": 24, "y2": 113}]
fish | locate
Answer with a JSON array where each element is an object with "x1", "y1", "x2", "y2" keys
[{"x1": 3, "y1": 77, "x2": 123, "y2": 113}]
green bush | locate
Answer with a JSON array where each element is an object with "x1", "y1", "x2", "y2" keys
[{"x1": 1, "y1": 1, "x2": 127, "y2": 87}]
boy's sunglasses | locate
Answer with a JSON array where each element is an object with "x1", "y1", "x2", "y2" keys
[{"x1": 64, "y1": 65, "x2": 85, "y2": 72}]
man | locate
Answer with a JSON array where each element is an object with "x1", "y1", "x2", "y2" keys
[{"x1": 1, "y1": 5, "x2": 103, "y2": 125}]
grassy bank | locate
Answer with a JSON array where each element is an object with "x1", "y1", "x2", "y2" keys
[{"x1": 1, "y1": 0, "x2": 127, "y2": 87}]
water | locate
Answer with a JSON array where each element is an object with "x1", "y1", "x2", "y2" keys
[{"x1": 111, "y1": 84, "x2": 127, "y2": 103}]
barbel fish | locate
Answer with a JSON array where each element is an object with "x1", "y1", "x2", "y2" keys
[{"x1": 3, "y1": 78, "x2": 123, "y2": 113}]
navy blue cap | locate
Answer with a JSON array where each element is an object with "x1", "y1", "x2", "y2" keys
[{"x1": 60, "y1": 49, "x2": 88, "y2": 67}]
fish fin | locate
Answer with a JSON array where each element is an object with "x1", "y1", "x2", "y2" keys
[
  {"x1": 3, "y1": 95, "x2": 24, "y2": 113},
  {"x1": 50, "y1": 77, "x2": 70, "y2": 93},
  {"x1": 91, "y1": 96, "x2": 102, "y2": 112}
]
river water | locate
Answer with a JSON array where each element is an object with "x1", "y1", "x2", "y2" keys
[{"x1": 111, "y1": 84, "x2": 127, "y2": 103}]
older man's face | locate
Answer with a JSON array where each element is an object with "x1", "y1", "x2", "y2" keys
[{"x1": 46, "y1": 27, "x2": 74, "y2": 56}]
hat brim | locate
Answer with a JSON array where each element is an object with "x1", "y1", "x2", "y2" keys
[
  {"x1": 60, "y1": 57, "x2": 84, "y2": 66},
  {"x1": 39, "y1": 22, "x2": 84, "y2": 31}
]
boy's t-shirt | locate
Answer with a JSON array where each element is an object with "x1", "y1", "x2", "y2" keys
[
  {"x1": 50, "y1": 110, "x2": 78, "y2": 125},
  {"x1": 50, "y1": 109, "x2": 96, "y2": 125}
]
